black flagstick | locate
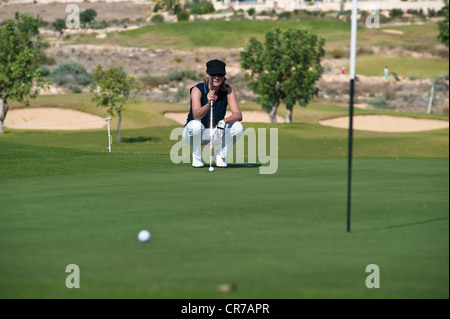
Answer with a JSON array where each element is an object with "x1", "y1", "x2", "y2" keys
[{"x1": 347, "y1": 0, "x2": 359, "y2": 232}]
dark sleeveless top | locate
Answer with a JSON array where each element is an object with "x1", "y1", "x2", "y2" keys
[{"x1": 185, "y1": 82, "x2": 228, "y2": 128}]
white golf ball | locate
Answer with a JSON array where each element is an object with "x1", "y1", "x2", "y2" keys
[
  {"x1": 208, "y1": 167, "x2": 214, "y2": 172},
  {"x1": 138, "y1": 230, "x2": 151, "y2": 242}
]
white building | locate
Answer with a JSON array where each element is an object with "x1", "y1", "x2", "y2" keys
[
  {"x1": 3, "y1": 0, "x2": 446, "y2": 14},
  {"x1": 212, "y1": 0, "x2": 446, "y2": 14}
]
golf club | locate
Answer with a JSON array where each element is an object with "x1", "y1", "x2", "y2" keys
[{"x1": 208, "y1": 76, "x2": 214, "y2": 172}]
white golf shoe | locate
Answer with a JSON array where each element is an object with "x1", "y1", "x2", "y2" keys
[
  {"x1": 192, "y1": 155, "x2": 204, "y2": 168},
  {"x1": 215, "y1": 154, "x2": 227, "y2": 168}
]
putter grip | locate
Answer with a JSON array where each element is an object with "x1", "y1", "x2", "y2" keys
[{"x1": 210, "y1": 78, "x2": 214, "y2": 107}]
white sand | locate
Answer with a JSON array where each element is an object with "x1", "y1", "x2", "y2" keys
[
  {"x1": 4, "y1": 107, "x2": 106, "y2": 130},
  {"x1": 382, "y1": 29, "x2": 405, "y2": 35},
  {"x1": 164, "y1": 110, "x2": 284, "y2": 124},
  {"x1": 4, "y1": 108, "x2": 448, "y2": 133},
  {"x1": 319, "y1": 115, "x2": 449, "y2": 132}
]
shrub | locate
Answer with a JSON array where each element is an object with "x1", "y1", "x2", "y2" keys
[
  {"x1": 331, "y1": 48, "x2": 344, "y2": 59},
  {"x1": 390, "y1": 8, "x2": 403, "y2": 18},
  {"x1": 367, "y1": 96, "x2": 394, "y2": 109},
  {"x1": 151, "y1": 14, "x2": 164, "y2": 24},
  {"x1": 167, "y1": 70, "x2": 202, "y2": 82},
  {"x1": 174, "y1": 84, "x2": 186, "y2": 102},
  {"x1": 357, "y1": 47, "x2": 374, "y2": 56},
  {"x1": 173, "y1": 55, "x2": 183, "y2": 63},
  {"x1": 326, "y1": 89, "x2": 338, "y2": 98},
  {"x1": 278, "y1": 11, "x2": 292, "y2": 20},
  {"x1": 39, "y1": 52, "x2": 56, "y2": 65},
  {"x1": 40, "y1": 66, "x2": 50, "y2": 77},
  {"x1": 177, "y1": 11, "x2": 190, "y2": 22},
  {"x1": 69, "y1": 85, "x2": 82, "y2": 93},
  {"x1": 89, "y1": 22, "x2": 106, "y2": 29},
  {"x1": 191, "y1": 1, "x2": 215, "y2": 15},
  {"x1": 141, "y1": 76, "x2": 169, "y2": 88},
  {"x1": 52, "y1": 62, "x2": 91, "y2": 86},
  {"x1": 181, "y1": 70, "x2": 202, "y2": 81},
  {"x1": 168, "y1": 70, "x2": 183, "y2": 81},
  {"x1": 41, "y1": 42, "x2": 51, "y2": 50}
]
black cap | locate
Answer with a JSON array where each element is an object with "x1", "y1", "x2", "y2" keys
[{"x1": 206, "y1": 59, "x2": 226, "y2": 76}]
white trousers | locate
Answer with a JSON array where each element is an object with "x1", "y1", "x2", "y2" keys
[{"x1": 182, "y1": 120, "x2": 244, "y2": 162}]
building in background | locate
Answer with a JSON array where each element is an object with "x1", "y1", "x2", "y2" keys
[
  {"x1": 2, "y1": 0, "x2": 446, "y2": 15},
  {"x1": 212, "y1": 0, "x2": 445, "y2": 15}
]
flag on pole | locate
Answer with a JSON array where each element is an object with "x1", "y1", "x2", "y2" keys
[{"x1": 349, "y1": 0, "x2": 359, "y2": 81}]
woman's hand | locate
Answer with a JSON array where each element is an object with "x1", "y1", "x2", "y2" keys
[{"x1": 207, "y1": 90, "x2": 216, "y2": 102}]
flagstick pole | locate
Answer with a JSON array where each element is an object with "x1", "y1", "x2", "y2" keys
[{"x1": 347, "y1": 0, "x2": 358, "y2": 233}]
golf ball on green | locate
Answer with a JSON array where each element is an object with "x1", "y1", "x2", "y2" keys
[{"x1": 138, "y1": 230, "x2": 151, "y2": 242}]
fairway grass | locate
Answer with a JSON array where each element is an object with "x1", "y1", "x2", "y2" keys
[
  {"x1": 354, "y1": 55, "x2": 449, "y2": 79},
  {"x1": 96, "y1": 20, "x2": 442, "y2": 51},
  {"x1": 0, "y1": 117, "x2": 448, "y2": 298},
  {"x1": 85, "y1": 19, "x2": 449, "y2": 79},
  {"x1": 100, "y1": 19, "x2": 350, "y2": 50}
]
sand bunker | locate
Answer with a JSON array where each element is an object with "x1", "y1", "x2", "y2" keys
[
  {"x1": 164, "y1": 111, "x2": 284, "y2": 124},
  {"x1": 5, "y1": 108, "x2": 447, "y2": 133},
  {"x1": 4, "y1": 107, "x2": 107, "y2": 130},
  {"x1": 319, "y1": 115, "x2": 449, "y2": 132},
  {"x1": 382, "y1": 29, "x2": 405, "y2": 35}
]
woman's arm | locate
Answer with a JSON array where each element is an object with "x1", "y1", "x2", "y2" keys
[
  {"x1": 191, "y1": 86, "x2": 212, "y2": 121},
  {"x1": 224, "y1": 86, "x2": 242, "y2": 124}
]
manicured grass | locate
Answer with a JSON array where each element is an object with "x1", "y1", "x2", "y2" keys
[
  {"x1": 0, "y1": 139, "x2": 448, "y2": 298},
  {"x1": 0, "y1": 111, "x2": 448, "y2": 298},
  {"x1": 351, "y1": 55, "x2": 449, "y2": 78},
  {"x1": 1, "y1": 120, "x2": 448, "y2": 159},
  {"x1": 101, "y1": 19, "x2": 350, "y2": 50},
  {"x1": 97, "y1": 19, "x2": 443, "y2": 52},
  {"x1": 358, "y1": 22, "x2": 443, "y2": 47}
]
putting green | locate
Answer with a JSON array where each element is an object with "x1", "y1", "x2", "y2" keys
[
  {"x1": 0, "y1": 123, "x2": 448, "y2": 298},
  {"x1": 320, "y1": 115, "x2": 450, "y2": 132}
]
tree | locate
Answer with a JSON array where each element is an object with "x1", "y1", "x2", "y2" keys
[
  {"x1": 240, "y1": 28, "x2": 325, "y2": 123},
  {"x1": 154, "y1": 0, "x2": 180, "y2": 14},
  {"x1": 0, "y1": 12, "x2": 49, "y2": 133},
  {"x1": 437, "y1": 0, "x2": 449, "y2": 47},
  {"x1": 52, "y1": 18, "x2": 66, "y2": 40},
  {"x1": 163, "y1": 0, "x2": 177, "y2": 12},
  {"x1": 80, "y1": 9, "x2": 97, "y2": 28},
  {"x1": 90, "y1": 65, "x2": 140, "y2": 142},
  {"x1": 189, "y1": 0, "x2": 215, "y2": 15}
]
